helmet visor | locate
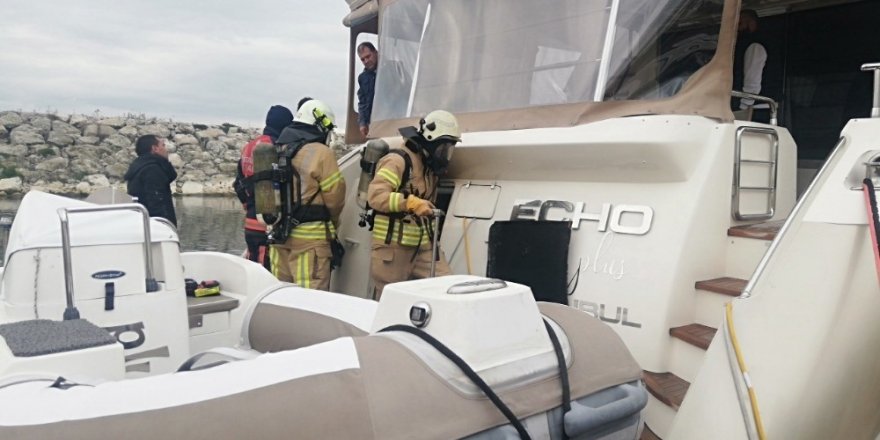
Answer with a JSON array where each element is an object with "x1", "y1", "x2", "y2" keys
[{"x1": 434, "y1": 141, "x2": 456, "y2": 162}]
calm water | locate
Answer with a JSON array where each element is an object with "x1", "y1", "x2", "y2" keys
[{"x1": 0, "y1": 196, "x2": 247, "y2": 265}]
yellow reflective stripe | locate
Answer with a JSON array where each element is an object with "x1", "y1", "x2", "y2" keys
[
  {"x1": 320, "y1": 171, "x2": 343, "y2": 191},
  {"x1": 377, "y1": 168, "x2": 401, "y2": 189},
  {"x1": 388, "y1": 192, "x2": 403, "y2": 213},
  {"x1": 297, "y1": 252, "x2": 310, "y2": 288},
  {"x1": 289, "y1": 221, "x2": 336, "y2": 240},
  {"x1": 372, "y1": 216, "x2": 424, "y2": 246},
  {"x1": 269, "y1": 246, "x2": 280, "y2": 278}
]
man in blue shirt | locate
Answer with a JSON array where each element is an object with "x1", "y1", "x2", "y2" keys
[{"x1": 357, "y1": 42, "x2": 378, "y2": 138}]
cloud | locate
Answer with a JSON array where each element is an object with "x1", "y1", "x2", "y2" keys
[{"x1": 0, "y1": 1, "x2": 353, "y2": 128}]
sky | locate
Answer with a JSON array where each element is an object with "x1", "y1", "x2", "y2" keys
[{"x1": 0, "y1": 1, "x2": 354, "y2": 128}]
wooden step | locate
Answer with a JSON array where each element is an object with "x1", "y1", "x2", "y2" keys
[
  {"x1": 670, "y1": 323, "x2": 717, "y2": 350},
  {"x1": 640, "y1": 423, "x2": 662, "y2": 440},
  {"x1": 694, "y1": 277, "x2": 746, "y2": 297},
  {"x1": 727, "y1": 220, "x2": 784, "y2": 241},
  {"x1": 644, "y1": 371, "x2": 690, "y2": 410}
]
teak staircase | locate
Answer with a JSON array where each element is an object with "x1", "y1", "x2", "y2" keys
[{"x1": 640, "y1": 221, "x2": 783, "y2": 439}]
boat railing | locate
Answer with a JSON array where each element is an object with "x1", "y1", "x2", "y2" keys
[
  {"x1": 56, "y1": 204, "x2": 159, "y2": 320},
  {"x1": 861, "y1": 62, "x2": 880, "y2": 118},
  {"x1": 730, "y1": 91, "x2": 779, "y2": 126}
]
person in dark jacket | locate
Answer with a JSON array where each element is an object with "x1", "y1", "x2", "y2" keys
[
  {"x1": 357, "y1": 42, "x2": 378, "y2": 138},
  {"x1": 233, "y1": 105, "x2": 294, "y2": 270},
  {"x1": 125, "y1": 134, "x2": 178, "y2": 226}
]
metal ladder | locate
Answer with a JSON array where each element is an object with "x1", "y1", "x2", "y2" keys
[{"x1": 732, "y1": 126, "x2": 779, "y2": 221}]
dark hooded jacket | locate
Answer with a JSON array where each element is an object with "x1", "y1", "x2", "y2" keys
[{"x1": 124, "y1": 154, "x2": 178, "y2": 226}]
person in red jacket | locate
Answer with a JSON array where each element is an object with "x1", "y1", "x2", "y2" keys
[{"x1": 233, "y1": 105, "x2": 294, "y2": 270}]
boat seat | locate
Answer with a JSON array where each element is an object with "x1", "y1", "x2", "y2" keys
[
  {"x1": 176, "y1": 347, "x2": 260, "y2": 372},
  {"x1": 242, "y1": 286, "x2": 377, "y2": 353}
]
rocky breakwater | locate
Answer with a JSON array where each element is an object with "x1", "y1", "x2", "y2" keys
[{"x1": 0, "y1": 110, "x2": 272, "y2": 197}]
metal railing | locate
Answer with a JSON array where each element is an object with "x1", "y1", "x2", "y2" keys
[
  {"x1": 732, "y1": 126, "x2": 779, "y2": 221},
  {"x1": 57, "y1": 203, "x2": 159, "y2": 320},
  {"x1": 731, "y1": 91, "x2": 779, "y2": 125},
  {"x1": 862, "y1": 62, "x2": 880, "y2": 118}
]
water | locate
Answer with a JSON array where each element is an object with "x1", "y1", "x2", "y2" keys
[{"x1": 0, "y1": 196, "x2": 247, "y2": 265}]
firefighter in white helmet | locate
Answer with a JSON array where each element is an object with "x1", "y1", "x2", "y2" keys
[
  {"x1": 367, "y1": 110, "x2": 461, "y2": 299},
  {"x1": 269, "y1": 99, "x2": 346, "y2": 291}
]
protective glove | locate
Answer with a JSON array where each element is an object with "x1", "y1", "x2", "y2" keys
[{"x1": 406, "y1": 195, "x2": 435, "y2": 217}]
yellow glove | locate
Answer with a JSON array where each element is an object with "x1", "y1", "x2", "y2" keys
[{"x1": 406, "y1": 195, "x2": 435, "y2": 217}]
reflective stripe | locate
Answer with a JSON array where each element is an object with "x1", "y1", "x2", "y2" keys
[
  {"x1": 269, "y1": 246, "x2": 281, "y2": 278},
  {"x1": 388, "y1": 192, "x2": 404, "y2": 213},
  {"x1": 320, "y1": 171, "x2": 343, "y2": 191},
  {"x1": 372, "y1": 216, "x2": 424, "y2": 246},
  {"x1": 290, "y1": 221, "x2": 335, "y2": 240},
  {"x1": 244, "y1": 217, "x2": 266, "y2": 232},
  {"x1": 377, "y1": 168, "x2": 401, "y2": 189},
  {"x1": 296, "y1": 252, "x2": 311, "y2": 289}
]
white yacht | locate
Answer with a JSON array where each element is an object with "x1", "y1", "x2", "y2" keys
[{"x1": 1, "y1": 0, "x2": 879, "y2": 438}]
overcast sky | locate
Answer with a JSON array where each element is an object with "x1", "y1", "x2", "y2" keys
[{"x1": 0, "y1": 1, "x2": 353, "y2": 128}]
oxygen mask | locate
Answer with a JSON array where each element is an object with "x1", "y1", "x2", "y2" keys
[{"x1": 425, "y1": 140, "x2": 456, "y2": 176}]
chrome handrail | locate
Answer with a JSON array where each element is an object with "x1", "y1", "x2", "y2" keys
[
  {"x1": 57, "y1": 204, "x2": 159, "y2": 320},
  {"x1": 731, "y1": 91, "x2": 779, "y2": 125},
  {"x1": 740, "y1": 137, "x2": 847, "y2": 298},
  {"x1": 861, "y1": 62, "x2": 880, "y2": 118}
]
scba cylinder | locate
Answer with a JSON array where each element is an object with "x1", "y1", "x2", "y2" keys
[
  {"x1": 357, "y1": 139, "x2": 390, "y2": 208},
  {"x1": 253, "y1": 142, "x2": 279, "y2": 216}
]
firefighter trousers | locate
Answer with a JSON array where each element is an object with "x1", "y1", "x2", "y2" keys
[
  {"x1": 370, "y1": 239, "x2": 450, "y2": 300},
  {"x1": 270, "y1": 238, "x2": 332, "y2": 291}
]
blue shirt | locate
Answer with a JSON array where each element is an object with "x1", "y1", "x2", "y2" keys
[{"x1": 357, "y1": 68, "x2": 376, "y2": 127}]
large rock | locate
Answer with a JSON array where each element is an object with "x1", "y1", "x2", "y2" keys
[
  {"x1": 195, "y1": 128, "x2": 224, "y2": 142},
  {"x1": 98, "y1": 117, "x2": 126, "y2": 128},
  {"x1": 205, "y1": 140, "x2": 227, "y2": 157},
  {"x1": 35, "y1": 157, "x2": 69, "y2": 172},
  {"x1": 168, "y1": 153, "x2": 184, "y2": 168},
  {"x1": 103, "y1": 134, "x2": 132, "y2": 149},
  {"x1": 181, "y1": 181, "x2": 204, "y2": 194},
  {"x1": 9, "y1": 125, "x2": 45, "y2": 144},
  {"x1": 68, "y1": 114, "x2": 90, "y2": 127},
  {"x1": 29, "y1": 116, "x2": 52, "y2": 135},
  {"x1": 86, "y1": 174, "x2": 110, "y2": 187},
  {"x1": 105, "y1": 163, "x2": 129, "y2": 179},
  {"x1": 83, "y1": 124, "x2": 117, "y2": 138},
  {"x1": 70, "y1": 158, "x2": 104, "y2": 176},
  {"x1": 0, "y1": 177, "x2": 22, "y2": 192},
  {"x1": 140, "y1": 124, "x2": 171, "y2": 138},
  {"x1": 118, "y1": 126, "x2": 139, "y2": 139},
  {"x1": 0, "y1": 112, "x2": 24, "y2": 129},
  {"x1": 0, "y1": 144, "x2": 27, "y2": 157},
  {"x1": 173, "y1": 133, "x2": 199, "y2": 145},
  {"x1": 47, "y1": 131, "x2": 75, "y2": 146},
  {"x1": 76, "y1": 135, "x2": 101, "y2": 145},
  {"x1": 51, "y1": 120, "x2": 81, "y2": 135},
  {"x1": 0, "y1": 125, "x2": 9, "y2": 140}
]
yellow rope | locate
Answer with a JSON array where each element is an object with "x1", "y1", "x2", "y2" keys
[
  {"x1": 725, "y1": 302, "x2": 767, "y2": 440},
  {"x1": 462, "y1": 218, "x2": 473, "y2": 274}
]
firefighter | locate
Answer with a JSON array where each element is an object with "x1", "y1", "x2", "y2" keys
[
  {"x1": 269, "y1": 99, "x2": 346, "y2": 291},
  {"x1": 367, "y1": 110, "x2": 461, "y2": 299},
  {"x1": 233, "y1": 105, "x2": 293, "y2": 270}
]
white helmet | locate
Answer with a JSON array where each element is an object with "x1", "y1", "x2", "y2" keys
[
  {"x1": 419, "y1": 110, "x2": 461, "y2": 143},
  {"x1": 294, "y1": 99, "x2": 336, "y2": 132}
]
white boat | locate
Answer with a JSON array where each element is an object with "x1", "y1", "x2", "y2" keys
[
  {"x1": 0, "y1": 191, "x2": 646, "y2": 439},
  {"x1": 3, "y1": 0, "x2": 880, "y2": 438},
  {"x1": 329, "y1": 0, "x2": 880, "y2": 438}
]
